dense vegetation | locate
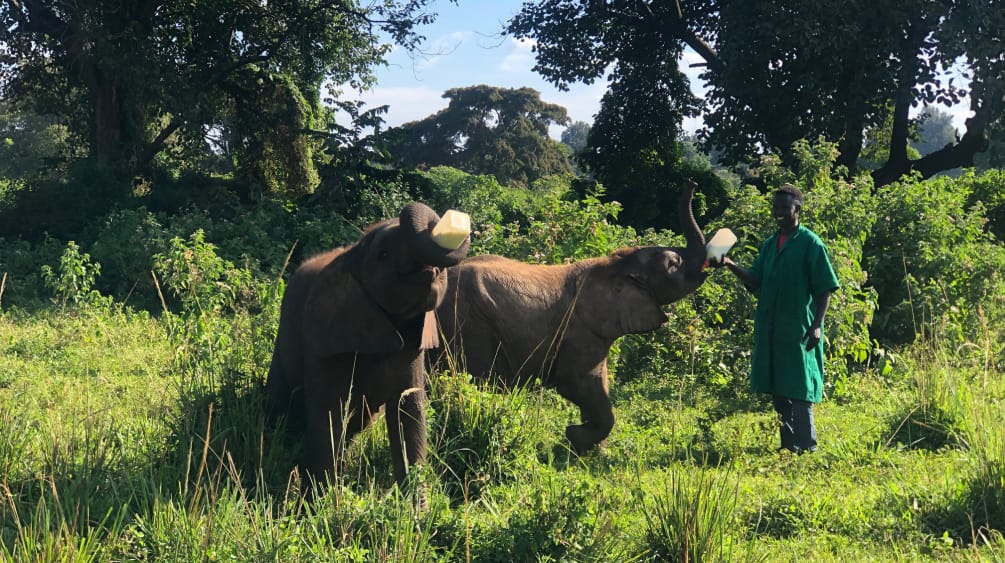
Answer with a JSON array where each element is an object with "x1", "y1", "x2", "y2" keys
[
  {"x1": 3, "y1": 0, "x2": 1005, "y2": 559},
  {"x1": 508, "y1": 0, "x2": 1005, "y2": 184},
  {"x1": 1, "y1": 137, "x2": 1004, "y2": 559}
]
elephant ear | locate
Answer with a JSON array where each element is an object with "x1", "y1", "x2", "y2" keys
[
  {"x1": 578, "y1": 265, "x2": 667, "y2": 339},
  {"x1": 302, "y1": 261, "x2": 403, "y2": 356},
  {"x1": 420, "y1": 310, "x2": 439, "y2": 350}
]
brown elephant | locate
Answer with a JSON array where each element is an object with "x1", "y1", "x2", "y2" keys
[
  {"x1": 265, "y1": 202, "x2": 470, "y2": 491},
  {"x1": 434, "y1": 184, "x2": 707, "y2": 454}
]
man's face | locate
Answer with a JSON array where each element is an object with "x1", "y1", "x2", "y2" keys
[{"x1": 771, "y1": 193, "x2": 800, "y2": 230}]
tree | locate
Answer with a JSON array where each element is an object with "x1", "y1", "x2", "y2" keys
[
  {"x1": 912, "y1": 107, "x2": 959, "y2": 157},
  {"x1": 560, "y1": 120, "x2": 591, "y2": 154},
  {"x1": 506, "y1": 0, "x2": 1005, "y2": 187},
  {"x1": 974, "y1": 118, "x2": 1005, "y2": 171},
  {"x1": 0, "y1": 0, "x2": 448, "y2": 196},
  {"x1": 385, "y1": 85, "x2": 572, "y2": 187},
  {"x1": 577, "y1": 52, "x2": 726, "y2": 230},
  {"x1": 0, "y1": 101, "x2": 76, "y2": 187}
]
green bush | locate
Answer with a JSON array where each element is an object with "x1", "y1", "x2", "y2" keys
[
  {"x1": 425, "y1": 373, "x2": 548, "y2": 503},
  {"x1": 641, "y1": 463, "x2": 750, "y2": 563},
  {"x1": 965, "y1": 168, "x2": 1005, "y2": 241},
  {"x1": 87, "y1": 207, "x2": 167, "y2": 308},
  {"x1": 40, "y1": 240, "x2": 111, "y2": 309},
  {"x1": 866, "y1": 172, "x2": 1005, "y2": 356},
  {"x1": 152, "y1": 230, "x2": 282, "y2": 377}
]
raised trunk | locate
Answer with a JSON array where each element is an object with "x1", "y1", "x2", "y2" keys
[
  {"x1": 399, "y1": 203, "x2": 470, "y2": 268},
  {"x1": 678, "y1": 181, "x2": 707, "y2": 278}
]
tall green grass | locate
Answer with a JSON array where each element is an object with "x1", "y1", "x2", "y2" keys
[
  {"x1": 2, "y1": 300, "x2": 1005, "y2": 560},
  {"x1": 639, "y1": 461, "x2": 757, "y2": 562}
]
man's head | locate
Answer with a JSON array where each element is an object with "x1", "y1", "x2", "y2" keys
[{"x1": 771, "y1": 183, "x2": 802, "y2": 231}]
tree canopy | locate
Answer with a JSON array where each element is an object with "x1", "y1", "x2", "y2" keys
[
  {"x1": 385, "y1": 85, "x2": 572, "y2": 187},
  {"x1": 912, "y1": 107, "x2": 960, "y2": 158},
  {"x1": 0, "y1": 0, "x2": 447, "y2": 196},
  {"x1": 506, "y1": 0, "x2": 1005, "y2": 186},
  {"x1": 560, "y1": 121, "x2": 591, "y2": 154}
]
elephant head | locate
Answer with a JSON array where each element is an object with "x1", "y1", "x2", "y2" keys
[
  {"x1": 578, "y1": 182, "x2": 709, "y2": 338},
  {"x1": 302, "y1": 202, "x2": 470, "y2": 356}
]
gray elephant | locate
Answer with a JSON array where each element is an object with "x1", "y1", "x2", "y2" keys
[
  {"x1": 434, "y1": 184, "x2": 707, "y2": 453},
  {"x1": 266, "y1": 202, "x2": 470, "y2": 491}
]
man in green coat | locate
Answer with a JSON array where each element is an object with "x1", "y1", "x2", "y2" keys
[{"x1": 715, "y1": 184, "x2": 839, "y2": 453}]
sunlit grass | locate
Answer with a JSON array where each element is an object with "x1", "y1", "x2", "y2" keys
[{"x1": 1, "y1": 303, "x2": 1004, "y2": 560}]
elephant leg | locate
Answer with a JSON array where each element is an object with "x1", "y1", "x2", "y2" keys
[
  {"x1": 385, "y1": 383, "x2": 428, "y2": 486},
  {"x1": 555, "y1": 367, "x2": 614, "y2": 454},
  {"x1": 461, "y1": 334, "x2": 513, "y2": 382},
  {"x1": 303, "y1": 393, "x2": 373, "y2": 492},
  {"x1": 264, "y1": 358, "x2": 306, "y2": 432}
]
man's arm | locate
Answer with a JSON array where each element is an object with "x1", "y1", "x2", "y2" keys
[
  {"x1": 717, "y1": 256, "x2": 760, "y2": 292},
  {"x1": 803, "y1": 290, "x2": 833, "y2": 350}
]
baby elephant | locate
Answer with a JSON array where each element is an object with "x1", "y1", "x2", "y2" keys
[
  {"x1": 265, "y1": 203, "x2": 469, "y2": 492},
  {"x1": 434, "y1": 184, "x2": 708, "y2": 453}
]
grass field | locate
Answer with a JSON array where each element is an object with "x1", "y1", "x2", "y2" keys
[{"x1": 1, "y1": 303, "x2": 1003, "y2": 562}]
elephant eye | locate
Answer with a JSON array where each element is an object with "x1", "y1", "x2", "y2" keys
[{"x1": 378, "y1": 249, "x2": 390, "y2": 260}]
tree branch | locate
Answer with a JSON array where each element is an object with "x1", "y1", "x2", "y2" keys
[
  {"x1": 872, "y1": 83, "x2": 997, "y2": 187},
  {"x1": 656, "y1": 0, "x2": 725, "y2": 73},
  {"x1": 134, "y1": 119, "x2": 182, "y2": 174},
  {"x1": 7, "y1": 0, "x2": 68, "y2": 36}
]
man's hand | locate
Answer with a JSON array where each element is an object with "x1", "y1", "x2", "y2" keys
[
  {"x1": 709, "y1": 255, "x2": 733, "y2": 269},
  {"x1": 803, "y1": 325, "x2": 822, "y2": 350}
]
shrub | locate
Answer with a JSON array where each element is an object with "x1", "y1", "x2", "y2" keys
[
  {"x1": 40, "y1": 240, "x2": 111, "y2": 309},
  {"x1": 640, "y1": 463, "x2": 751, "y2": 563},
  {"x1": 425, "y1": 373, "x2": 547, "y2": 503},
  {"x1": 87, "y1": 207, "x2": 167, "y2": 308},
  {"x1": 152, "y1": 230, "x2": 281, "y2": 377},
  {"x1": 965, "y1": 168, "x2": 1005, "y2": 241},
  {"x1": 866, "y1": 172, "x2": 1005, "y2": 356}
]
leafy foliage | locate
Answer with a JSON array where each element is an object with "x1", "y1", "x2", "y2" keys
[
  {"x1": 865, "y1": 171, "x2": 1005, "y2": 352},
  {"x1": 559, "y1": 120, "x2": 591, "y2": 154},
  {"x1": 913, "y1": 107, "x2": 962, "y2": 159},
  {"x1": 506, "y1": 0, "x2": 1005, "y2": 184},
  {"x1": 0, "y1": 102, "x2": 76, "y2": 188},
  {"x1": 0, "y1": 0, "x2": 447, "y2": 191},
  {"x1": 385, "y1": 85, "x2": 572, "y2": 187},
  {"x1": 40, "y1": 241, "x2": 110, "y2": 309}
]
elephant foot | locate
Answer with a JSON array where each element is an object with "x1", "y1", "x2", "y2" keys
[{"x1": 565, "y1": 425, "x2": 606, "y2": 454}]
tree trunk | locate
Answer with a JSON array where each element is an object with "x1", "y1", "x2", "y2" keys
[{"x1": 92, "y1": 75, "x2": 123, "y2": 164}]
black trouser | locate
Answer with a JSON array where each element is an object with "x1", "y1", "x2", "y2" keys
[{"x1": 772, "y1": 395, "x2": 817, "y2": 453}]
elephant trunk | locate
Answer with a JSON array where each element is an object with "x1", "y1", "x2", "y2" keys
[
  {"x1": 399, "y1": 203, "x2": 470, "y2": 268},
  {"x1": 679, "y1": 181, "x2": 707, "y2": 278}
]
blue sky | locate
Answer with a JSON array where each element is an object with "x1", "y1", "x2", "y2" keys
[
  {"x1": 346, "y1": 0, "x2": 609, "y2": 136},
  {"x1": 347, "y1": 0, "x2": 970, "y2": 139},
  {"x1": 346, "y1": 0, "x2": 706, "y2": 138}
]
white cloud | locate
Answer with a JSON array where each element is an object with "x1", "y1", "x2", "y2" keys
[
  {"x1": 414, "y1": 31, "x2": 474, "y2": 72},
  {"x1": 361, "y1": 86, "x2": 449, "y2": 126},
  {"x1": 329, "y1": 85, "x2": 448, "y2": 130},
  {"x1": 499, "y1": 37, "x2": 536, "y2": 73}
]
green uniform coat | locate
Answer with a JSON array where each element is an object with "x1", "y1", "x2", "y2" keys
[{"x1": 747, "y1": 225, "x2": 839, "y2": 403}]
